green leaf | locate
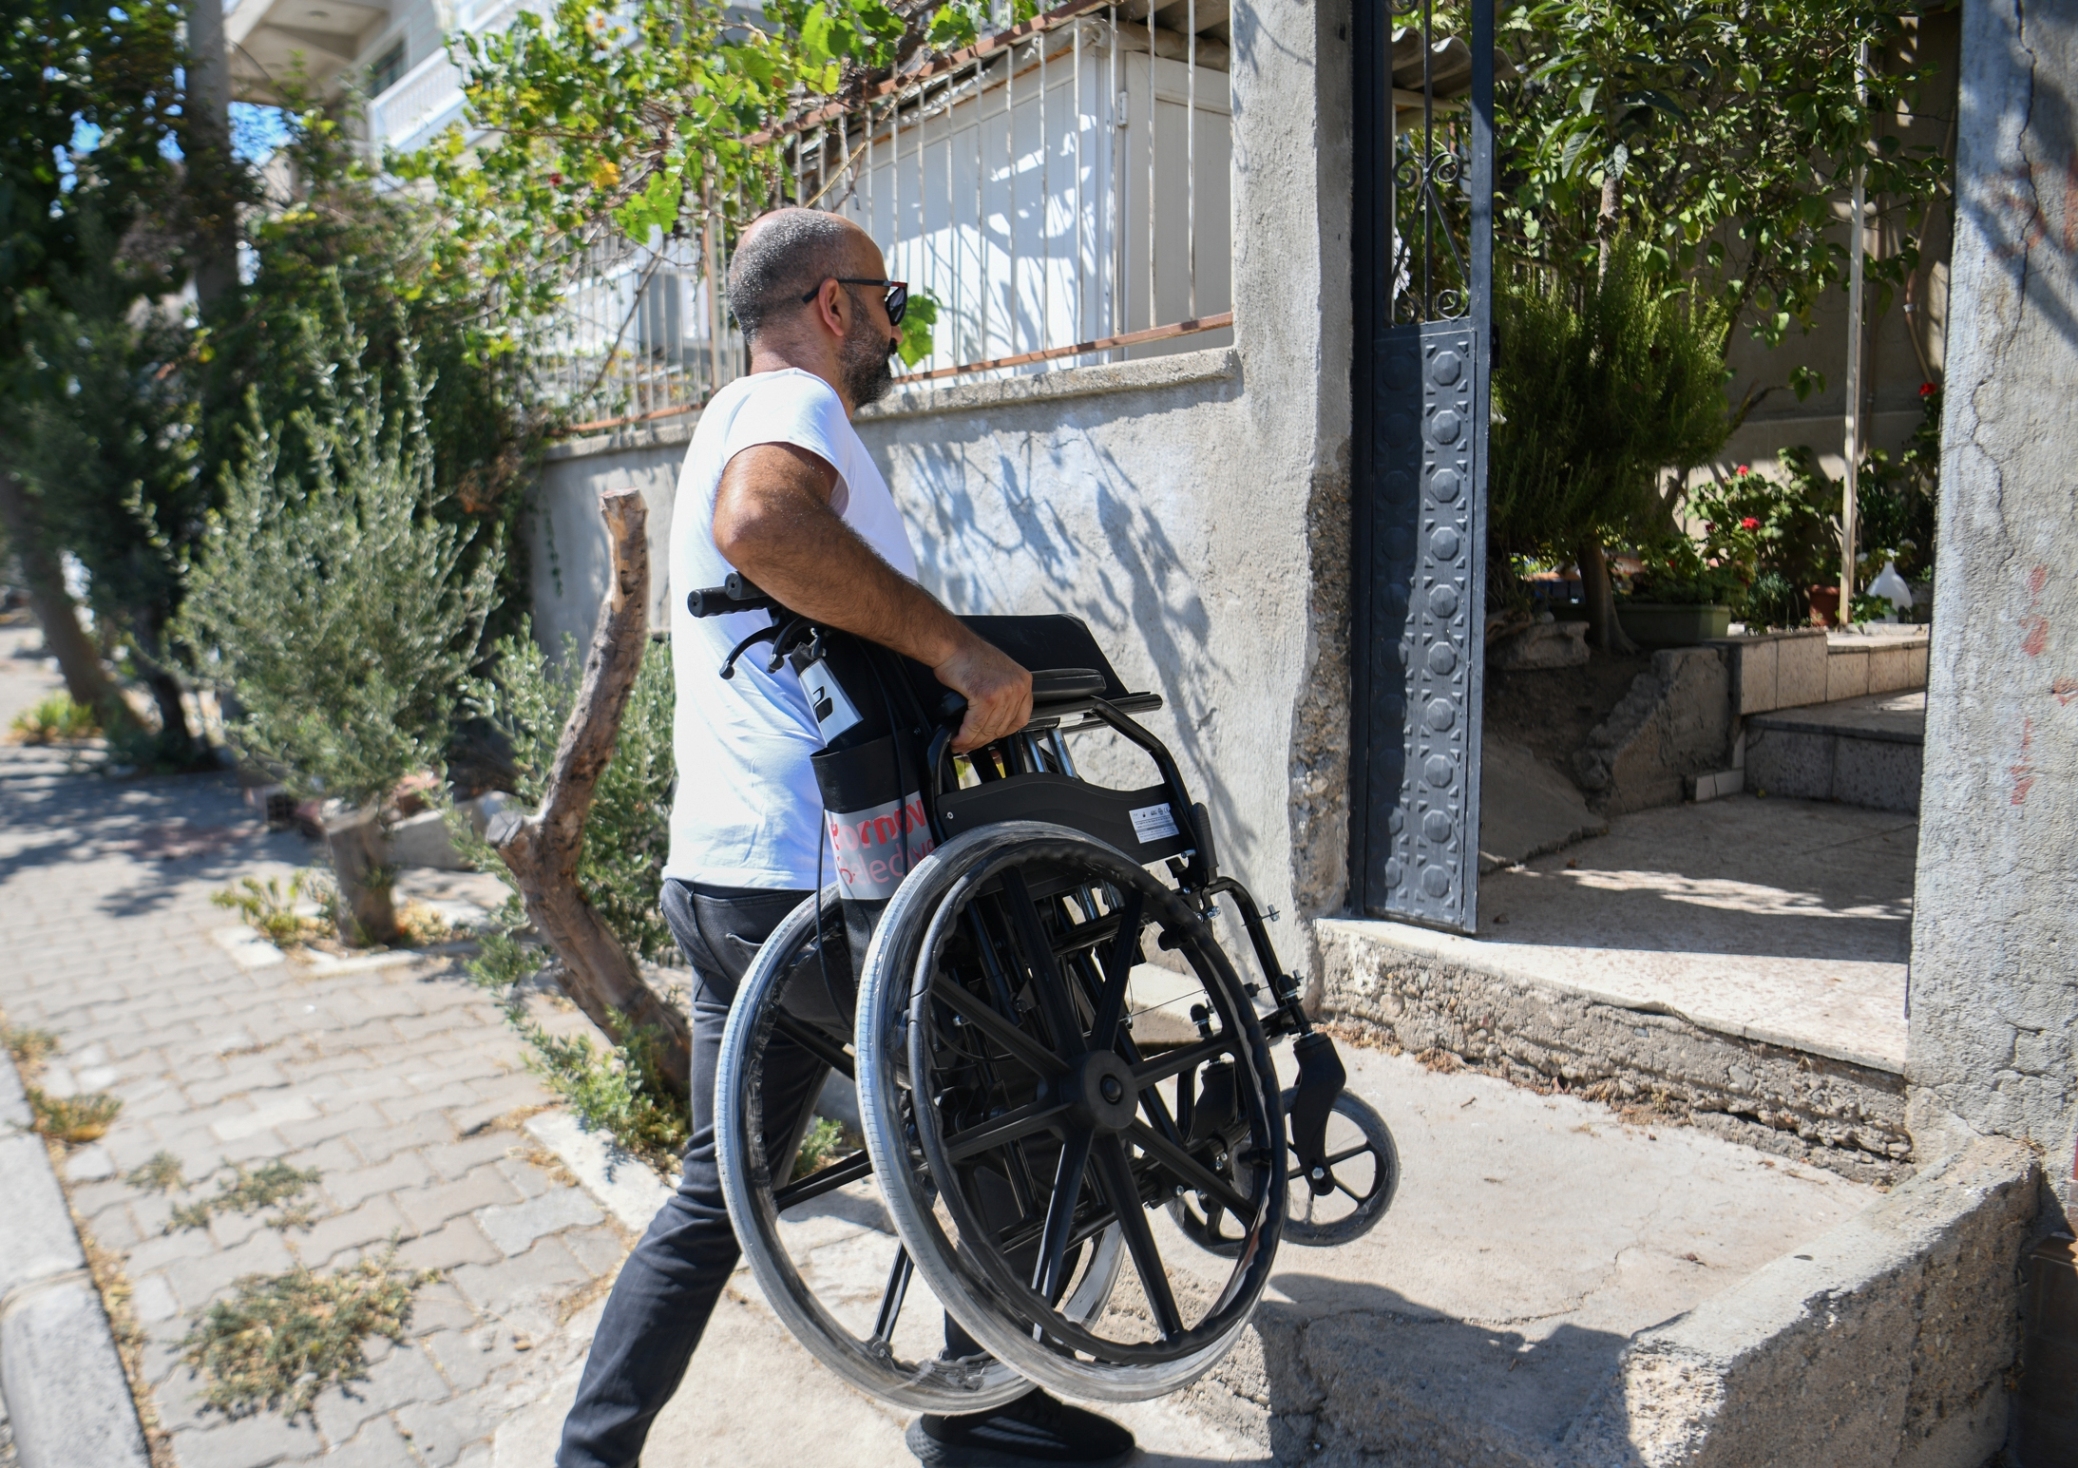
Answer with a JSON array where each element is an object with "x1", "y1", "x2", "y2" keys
[
  {"x1": 896, "y1": 288, "x2": 941, "y2": 369},
  {"x1": 612, "y1": 167, "x2": 684, "y2": 239}
]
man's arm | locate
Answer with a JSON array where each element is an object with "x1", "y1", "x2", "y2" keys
[{"x1": 712, "y1": 441, "x2": 1032, "y2": 753}]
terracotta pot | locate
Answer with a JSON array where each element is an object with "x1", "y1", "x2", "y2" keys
[{"x1": 1807, "y1": 584, "x2": 1842, "y2": 626}]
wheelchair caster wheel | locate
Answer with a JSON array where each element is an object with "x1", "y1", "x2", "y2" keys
[
  {"x1": 1172, "y1": 1087, "x2": 1398, "y2": 1255},
  {"x1": 858, "y1": 823, "x2": 1286, "y2": 1404},
  {"x1": 717, "y1": 886, "x2": 1122, "y2": 1412}
]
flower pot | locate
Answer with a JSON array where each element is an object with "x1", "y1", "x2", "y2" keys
[
  {"x1": 1615, "y1": 601, "x2": 1732, "y2": 649},
  {"x1": 1807, "y1": 584, "x2": 1842, "y2": 626}
]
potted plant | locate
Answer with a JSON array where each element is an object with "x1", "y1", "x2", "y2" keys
[{"x1": 1616, "y1": 535, "x2": 1741, "y2": 646}]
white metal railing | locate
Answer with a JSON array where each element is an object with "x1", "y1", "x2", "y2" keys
[
  {"x1": 539, "y1": 230, "x2": 746, "y2": 433},
  {"x1": 777, "y1": 0, "x2": 1233, "y2": 382},
  {"x1": 366, "y1": 48, "x2": 465, "y2": 155}
]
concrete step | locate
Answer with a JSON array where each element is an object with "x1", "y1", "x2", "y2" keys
[
  {"x1": 1319, "y1": 794, "x2": 1917, "y2": 1184},
  {"x1": 1744, "y1": 689, "x2": 1925, "y2": 813}
]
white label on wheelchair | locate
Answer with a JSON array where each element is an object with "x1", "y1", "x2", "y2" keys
[
  {"x1": 800, "y1": 657, "x2": 863, "y2": 742},
  {"x1": 1130, "y1": 802, "x2": 1181, "y2": 842},
  {"x1": 826, "y1": 793, "x2": 935, "y2": 899}
]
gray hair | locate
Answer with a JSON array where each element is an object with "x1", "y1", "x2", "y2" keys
[{"x1": 727, "y1": 209, "x2": 859, "y2": 341}]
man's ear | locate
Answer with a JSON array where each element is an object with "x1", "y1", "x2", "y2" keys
[{"x1": 810, "y1": 279, "x2": 848, "y2": 339}]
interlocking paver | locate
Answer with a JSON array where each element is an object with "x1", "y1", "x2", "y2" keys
[{"x1": 0, "y1": 697, "x2": 636, "y2": 1467}]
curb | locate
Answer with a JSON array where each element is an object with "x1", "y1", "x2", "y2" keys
[{"x1": 0, "y1": 1048, "x2": 149, "y2": 1468}]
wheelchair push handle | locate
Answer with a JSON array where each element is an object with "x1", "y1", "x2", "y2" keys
[{"x1": 686, "y1": 573, "x2": 778, "y2": 619}]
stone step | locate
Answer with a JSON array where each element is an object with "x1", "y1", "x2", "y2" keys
[
  {"x1": 1743, "y1": 689, "x2": 1925, "y2": 813},
  {"x1": 1317, "y1": 793, "x2": 1918, "y2": 1185}
]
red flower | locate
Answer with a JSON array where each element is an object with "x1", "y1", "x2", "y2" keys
[
  {"x1": 1735, "y1": 464, "x2": 1751, "y2": 476},
  {"x1": 1740, "y1": 516, "x2": 1761, "y2": 530},
  {"x1": 550, "y1": 172, "x2": 564, "y2": 185},
  {"x1": 1919, "y1": 381, "x2": 1937, "y2": 397}
]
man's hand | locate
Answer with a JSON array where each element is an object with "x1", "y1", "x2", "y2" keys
[{"x1": 934, "y1": 633, "x2": 1033, "y2": 754}]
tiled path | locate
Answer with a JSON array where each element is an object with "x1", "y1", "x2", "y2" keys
[{"x1": 0, "y1": 626, "x2": 626, "y2": 1468}]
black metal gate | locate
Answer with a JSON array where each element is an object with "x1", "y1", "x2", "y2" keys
[{"x1": 1349, "y1": 0, "x2": 1494, "y2": 933}]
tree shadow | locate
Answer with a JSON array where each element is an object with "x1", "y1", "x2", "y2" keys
[{"x1": 0, "y1": 751, "x2": 313, "y2": 917}]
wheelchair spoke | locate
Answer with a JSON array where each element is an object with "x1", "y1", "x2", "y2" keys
[
  {"x1": 1325, "y1": 1143, "x2": 1371, "y2": 1167},
  {"x1": 997, "y1": 869, "x2": 1087, "y2": 1059},
  {"x1": 772, "y1": 1150, "x2": 872, "y2": 1211},
  {"x1": 944, "y1": 1097, "x2": 1072, "y2": 1161},
  {"x1": 771, "y1": 1011, "x2": 854, "y2": 1079},
  {"x1": 1131, "y1": 1035, "x2": 1234, "y2": 1089},
  {"x1": 1033, "y1": 1128, "x2": 1096, "y2": 1300},
  {"x1": 872, "y1": 1246, "x2": 913, "y2": 1345},
  {"x1": 1087, "y1": 892, "x2": 1143, "y2": 1052},
  {"x1": 1129, "y1": 1121, "x2": 1254, "y2": 1217},
  {"x1": 1093, "y1": 1136, "x2": 1184, "y2": 1340},
  {"x1": 933, "y1": 980, "x2": 1067, "y2": 1078}
]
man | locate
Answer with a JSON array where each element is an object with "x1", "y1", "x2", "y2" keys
[{"x1": 556, "y1": 208, "x2": 1138, "y2": 1468}]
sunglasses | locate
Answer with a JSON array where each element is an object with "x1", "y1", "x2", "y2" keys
[{"x1": 800, "y1": 277, "x2": 909, "y2": 327}]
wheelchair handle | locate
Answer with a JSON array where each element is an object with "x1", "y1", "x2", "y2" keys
[{"x1": 687, "y1": 573, "x2": 777, "y2": 619}]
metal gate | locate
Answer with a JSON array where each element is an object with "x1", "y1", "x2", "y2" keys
[{"x1": 1349, "y1": 0, "x2": 1494, "y2": 933}]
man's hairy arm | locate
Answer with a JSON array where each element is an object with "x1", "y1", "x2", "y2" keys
[{"x1": 712, "y1": 442, "x2": 1032, "y2": 753}]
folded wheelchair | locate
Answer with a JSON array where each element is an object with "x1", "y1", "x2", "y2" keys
[{"x1": 689, "y1": 576, "x2": 1399, "y2": 1411}]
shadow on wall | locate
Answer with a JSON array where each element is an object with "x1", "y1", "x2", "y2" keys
[{"x1": 892, "y1": 414, "x2": 1258, "y2": 871}]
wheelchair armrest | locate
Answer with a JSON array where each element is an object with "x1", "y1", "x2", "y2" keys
[{"x1": 1030, "y1": 668, "x2": 1106, "y2": 704}]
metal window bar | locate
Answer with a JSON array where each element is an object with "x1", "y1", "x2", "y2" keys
[{"x1": 776, "y1": 0, "x2": 1231, "y2": 382}]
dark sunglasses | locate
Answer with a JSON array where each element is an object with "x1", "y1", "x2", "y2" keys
[{"x1": 801, "y1": 277, "x2": 909, "y2": 326}]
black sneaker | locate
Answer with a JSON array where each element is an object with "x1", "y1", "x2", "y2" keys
[{"x1": 906, "y1": 1389, "x2": 1136, "y2": 1467}]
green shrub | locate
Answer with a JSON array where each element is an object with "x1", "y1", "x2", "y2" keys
[
  {"x1": 8, "y1": 692, "x2": 100, "y2": 744},
  {"x1": 511, "y1": 1012, "x2": 689, "y2": 1174},
  {"x1": 1490, "y1": 242, "x2": 1731, "y2": 564},
  {"x1": 175, "y1": 304, "x2": 502, "y2": 810},
  {"x1": 211, "y1": 873, "x2": 328, "y2": 948}
]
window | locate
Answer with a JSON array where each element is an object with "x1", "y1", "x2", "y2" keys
[{"x1": 368, "y1": 40, "x2": 407, "y2": 97}]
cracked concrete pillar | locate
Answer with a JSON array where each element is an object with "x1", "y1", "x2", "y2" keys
[{"x1": 1909, "y1": 0, "x2": 2078, "y2": 1226}]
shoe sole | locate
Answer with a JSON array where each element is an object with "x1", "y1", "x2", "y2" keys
[{"x1": 904, "y1": 1418, "x2": 1134, "y2": 1468}]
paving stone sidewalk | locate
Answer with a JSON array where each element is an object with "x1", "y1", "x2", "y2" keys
[{"x1": 0, "y1": 634, "x2": 629, "y2": 1468}]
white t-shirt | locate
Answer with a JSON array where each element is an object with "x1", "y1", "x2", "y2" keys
[{"x1": 663, "y1": 369, "x2": 919, "y2": 889}]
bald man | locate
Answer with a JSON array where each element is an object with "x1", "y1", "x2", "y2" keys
[{"x1": 556, "y1": 210, "x2": 1136, "y2": 1468}]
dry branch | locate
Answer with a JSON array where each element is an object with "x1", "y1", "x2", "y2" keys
[{"x1": 487, "y1": 486, "x2": 691, "y2": 1095}]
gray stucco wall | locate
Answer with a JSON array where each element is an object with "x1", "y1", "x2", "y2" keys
[
  {"x1": 530, "y1": 420, "x2": 688, "y2": 660},
  {"x1": 854, "y1": 0, "x2": 1355, "y2": 954},
  {"x1": 1908, "y1": 0, "x2": 2078, "y2": 1220}
]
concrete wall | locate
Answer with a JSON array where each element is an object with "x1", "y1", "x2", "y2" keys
[
  {"x1": 1908, "y1": 0, "x2": 2078, "y2": 1224},
  {"x1": 850, "y1": 0, "x2": 1355, "y2": 948},
  {"x1": 529, "y1": 420, "x2": 687, "y2": 661}
]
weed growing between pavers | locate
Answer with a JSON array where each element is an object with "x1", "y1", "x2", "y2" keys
[
  {"x1": 1, "y1": 1021, "x2": 59, "y2": 1070},
  {"x1": 125, "y1": 1151, "x2": 186, "y2": 1192},
  {"x1": 168, "y1": 1160, "x2": 322, "y2": 1232},
  {"x1": 211, "y1": 872, "x2": 331, "y2": 948},
  {"x1": 28, "y1": 1087, "x2": 123, "y2": 1143},
  {"x1": 178, "y1": 1249, "x2": 440, "y2": 1419},
  {"x1": 1, "y1": 1010, "x2": 124, "y2": 1144}
]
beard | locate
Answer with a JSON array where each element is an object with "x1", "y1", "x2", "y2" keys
[{"x1": 839, "y1": 295, "x2": 897, "y2": 406}]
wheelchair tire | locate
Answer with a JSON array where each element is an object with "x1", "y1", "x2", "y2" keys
[
  {"x1": 1172, "y1": 1086, "x2": 1399, "y2": 1255},
  {"x1": 717, "y1": 886, "x2": 1121, "y2": 1412},
  {"x1": 857, "y1": 822, "x2": 1285, "y2": 1404}
]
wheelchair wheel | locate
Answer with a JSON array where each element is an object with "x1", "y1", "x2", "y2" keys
[
  {"x1": 857, "y1": 823, "x2": 1285, "y2": 1404},
  {"x1": 1172, "y1": 1087, "x2": 1398, "y2": 1256},
  {"x1": 717, "y1": 886, "x2": 1123, "y2": 1412}
]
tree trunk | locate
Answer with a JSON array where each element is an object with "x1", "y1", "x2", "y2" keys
[
  {"x1": 182, "y1": 0, "x2": 238, "y2": 312},
  {"x1": 1577, "y1": 538, "x2": 1638, "y2": 656},
  {"x1": 490, "y1": 487, "x2": 690, "y2": 1097},
  {"x1": 0, "y1": 470, "x2": 128, "y2": 717},
  {"x1": 1597, "y1": 166, "x2": 1623, "y2": 278},
  {"x1": 324, "y1": 806, "x2": 399, "y2": 945}
]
